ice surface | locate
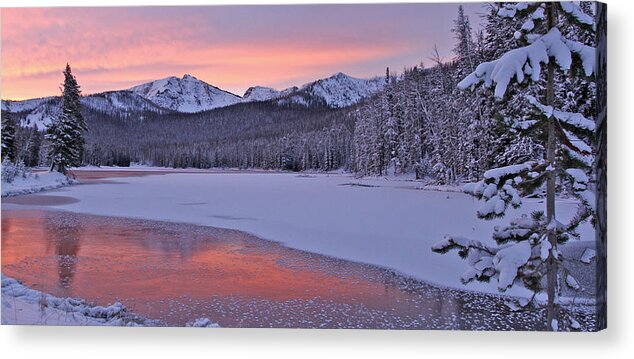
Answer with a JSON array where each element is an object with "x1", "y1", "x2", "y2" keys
[
  {"x1": 580, "y1": 248, "x2": 596, "y2": 264},
  {"x1": 35, "y1": 171, "x2": 594, "y2": 297}
]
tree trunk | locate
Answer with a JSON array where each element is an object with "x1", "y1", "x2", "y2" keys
[{"x1": 545, "y1": 2, "x2": 559, "y2": 331}]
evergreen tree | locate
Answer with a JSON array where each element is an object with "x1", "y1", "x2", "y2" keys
[
  {"x1": 46, "y1": 64, "x2": 87, "y2": 173},
  {"x1": 433, "y1": 2, "x2": 597, "y2": 331},
  {"x1": 26, "y1": 125, "x2": 43, "y2": 167},
  {"x1": 1, "y1": 110, "x2": 17, "y2": 163},
  {"x1": 452, "y1": 5, "x2": 476, "y2": 78}
]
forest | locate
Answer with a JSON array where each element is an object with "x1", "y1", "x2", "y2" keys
[{"x1": 3, "y1": 3, "x2": 596, "y2": 185}]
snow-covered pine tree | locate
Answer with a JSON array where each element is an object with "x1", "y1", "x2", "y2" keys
[
  {"x1": 26, "y1": 125, "x2": 43, "y2": 167},
  {"x1": 432, "y1": 2, "x2": 597, "y2": 331},
  {"x1": 62, "y1": 63, "x2": 87, "y2": 166},
  {"x1": 47, "y1": 110, "x2": 79, "y2": 174},
  {"x1": 1, "y1": 109, "x2": 17, "y2": 163},
  {"x1": 452, "y1": 5, "x2": 476, "y2": 78},
  {"x1": 46, "y1": 64, "x2": 87, "y2": 173},
  {"x1": 450, "y1": 5, "x2": 487, "y2": 182},
  {"x1": 382, "y1": 68, "x2": 401, "y2": 175},
  {"x1": 481, "y1": 2, "x2": 543, "y2": 171}
]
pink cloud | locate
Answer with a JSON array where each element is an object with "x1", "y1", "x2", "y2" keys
[{"x1": 2, "y1": 4, "x2": 485, "y2": 100}]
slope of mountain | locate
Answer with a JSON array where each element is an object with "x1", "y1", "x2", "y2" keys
[
  {"x1": 1, "y1": 97, "x2": 55, "y2": 113},
  {"x1": 3, "y1": 91, "x2": 172, "y2": 128},
  {"x1": 82, "y1": 91, "x2": 172, "y2": 114},
  {"x1": 129, "y1": 74, "x2": 241, "y2": 113},
  {"x1": 19, "y1": 98, "x2": 60, "y2": 128}
]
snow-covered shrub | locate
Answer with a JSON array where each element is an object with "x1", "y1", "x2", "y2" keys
[{"x1": 1, "y1": 158, "x2": 32, "y2": 183}]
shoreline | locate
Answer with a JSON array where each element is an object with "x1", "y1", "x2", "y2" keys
[{"x1": 1, "y1": 275, "x2": 160, "y2": 327}]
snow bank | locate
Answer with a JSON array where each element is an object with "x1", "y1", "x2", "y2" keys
[
  {"x1": 1, "y1": 171, "x2": 76, "y2": 197},
  {"x1": 1, "y1": 275, "x2": 156, "y2": 326}
]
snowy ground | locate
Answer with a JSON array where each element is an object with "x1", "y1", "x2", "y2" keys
[
  {"x1": 18, "y1": 170, "x2": 595, "y2": 299},
  {"x1": 1, "y1": 171, "x2": 76, "y2": 197},
  {"x1": 1, "y1": 275, "x2": 157, "y2": 326}
]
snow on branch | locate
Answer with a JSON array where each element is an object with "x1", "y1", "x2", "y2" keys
[
  {"x1": 493, "y1": 216, "x2": 538, "y2": 244},
  {"x1": 494, "y1": 241, "x2": 532, "y2": 291},
  {"x1": 562, "y1": 168, "x2": 595, "y2": 228},
  {"x1": 527, "y1": 96, "x2": 595, "y2": 131},
  {"x1": 432, "y1": 236, "x2": 493, "y2": 255},
  {"x1": 563, "y1": 144, "x2": 593, "y2": 166},
  {"x1": 565, "y1": 168, "x2": 589, "y2": 188},
  {"x1": 497, "y1": 2, "x2": 532, "y2": 18},
  {"x1": 463, "y1": 161, "x2": 543, "y2": 219},
  {"x1": 483, "y1": 161, "x2": 537, "y2": 182},
  {"x1": 564, "y1": 39, "x2": 596, "y2": 77},
  {"x1": 433, "y1": 235, "x2": 533, "y2": 291},
  {"x1": 458, "y1": 28, "x2": 595, "y2": 98},
  {"x1": 561, "y1": 128, "x2": 592, "y2": 154},
  {"x1": 558, "y1": 2, "x2": 595, "y2": 29}
]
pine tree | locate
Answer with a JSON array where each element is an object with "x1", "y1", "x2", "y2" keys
[
  {"x1": 452, "y1": 5, "x2": 476, "y2": 78},
  {"x1": 1, "y1": 110, "x2": 17, "y2": 163},
  {"x1": 382, "y1": 68, "x2": 400, "y2": 175},
  {"x1": 432, "y1": 2, "x2": 597, "y2": 331},
  {"x1": 46, "y1": 64, "x2": 87, "y2": 173},
  {"x1": 26, "y1": 125, "x2": 43, "y2": 167}
]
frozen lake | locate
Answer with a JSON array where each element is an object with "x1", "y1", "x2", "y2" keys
[
  {"x1": 18, "y1": 169, "x2": 595, "y2": 295},
  {"x1": 1, "y1": 209, "x2": 594, "y2": 329},
  {"x1": 1, "y1": 169, "x2": 596, "y2": 328}
]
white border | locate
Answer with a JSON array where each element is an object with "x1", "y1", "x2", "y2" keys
[{"x1": 1, "y1": 0, "x2": 632, "y2": 358}]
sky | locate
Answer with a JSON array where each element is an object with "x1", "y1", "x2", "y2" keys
[{"x1": 1, "y1": 3, "x2": 486, "y2": 100}]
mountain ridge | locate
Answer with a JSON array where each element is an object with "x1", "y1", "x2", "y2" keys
[{"x1": 2, "y1": 71, "x2": 385, "y2": 128}]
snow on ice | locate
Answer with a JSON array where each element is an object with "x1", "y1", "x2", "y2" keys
[{"x1": 29, "y1": 171, "x2": 594, "y2": 298}]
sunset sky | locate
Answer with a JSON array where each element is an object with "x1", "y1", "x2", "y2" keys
[{"x1": 1, "y1": 3, "x2": 485, "y2": 100}]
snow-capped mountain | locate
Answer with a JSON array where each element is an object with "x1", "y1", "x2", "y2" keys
[
  {"x1": 246, "y1": 72, "x2": 384, "y2": 108},
  {"x1": 2, "y1": 71, "x2": 386, "y2": 129},
  {"x1": 299, "y1": 72, "x2": 385, "y2": 108},
  {"x1": 242, "y1": 86, "x2": 281, "y2": 102},
  {"x1": 129, "y1": 74, "x2": 241, "y2": 113}
]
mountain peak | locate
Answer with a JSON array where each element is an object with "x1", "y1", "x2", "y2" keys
[
  {"x1": 242, "y1": 86, "x2": 281, "y2": 103},
  {"x1": 331, "y1": 72, "x2": 349, "y2": 79},
  {"x1": 298, "y1": 72, "x2": 385, "y2": 108},
  {"x1": 129, "y1": 74, "x2": 240, "y2": 113}
]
